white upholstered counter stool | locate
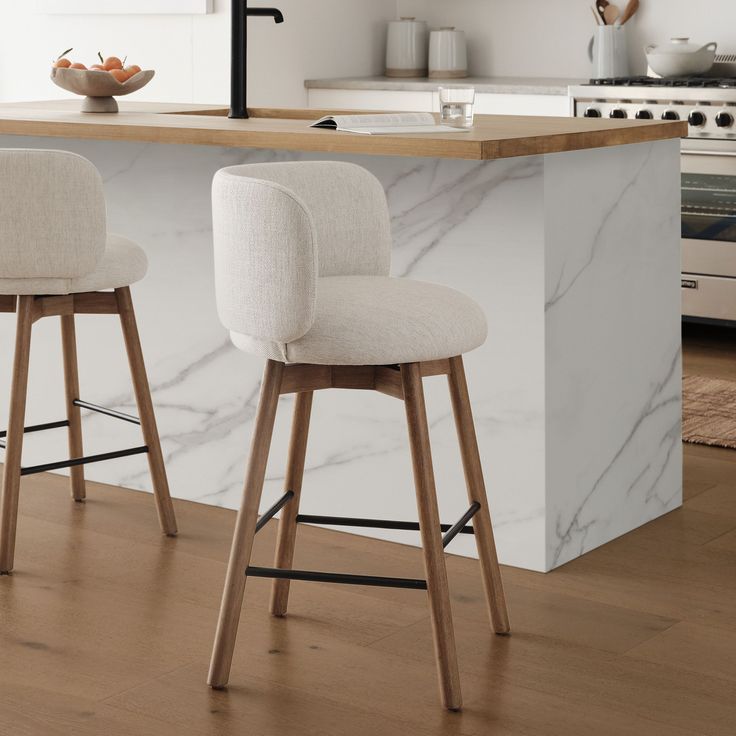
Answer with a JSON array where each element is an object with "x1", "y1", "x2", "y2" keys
[
  {"x1": 207, "y1": 161, "x2": 509, "y2": 711},
  {"x1": 0, "y1": 149, "x2": 177, "y2": 574}
]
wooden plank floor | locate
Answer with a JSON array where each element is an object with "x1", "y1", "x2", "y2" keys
[{"x1": 0, "y1": 322, "x2": 735, "y2": 735}]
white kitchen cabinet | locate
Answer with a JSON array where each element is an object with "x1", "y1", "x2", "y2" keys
[
  {"x1": 308, "y1": 88, "x2": 435, "y2": 112},
  {"x1": 470, "y1": 93, "x2": 571, "y2": 116},
  {"x1": 307, "y1": 88, "x2": 571, "y2": 117}
]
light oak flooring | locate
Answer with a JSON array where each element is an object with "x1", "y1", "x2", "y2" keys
[{"x1": 0, "y1": 322, "x2": 735, "y2": 735}]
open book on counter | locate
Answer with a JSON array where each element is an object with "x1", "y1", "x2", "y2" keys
[{"x1": 310, "y1": 112, "x2": 471, "y2": 135}]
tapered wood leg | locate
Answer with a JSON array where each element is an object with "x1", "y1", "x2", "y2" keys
[
  {"x1": 60, "y1": 314, "x2": 86, "y2": 502},
  {"x1": 115, "y1": 287, "x2": 177, "y2": 536},
  {"x1": 401, "y1": 362, "x2": 462, "y2": 711},
  {"x1": 0, "y1": 297, "x2": 34, "y2": 574},
  {"x1": 208, "y1": 360, "x2": 284, "y2": 688},
  {"x1": 447, "y1": 355, "x2": 509, "y2": 634},
  {"x1": 270, "y1": 391, "x2": 313, "y2": 616}
]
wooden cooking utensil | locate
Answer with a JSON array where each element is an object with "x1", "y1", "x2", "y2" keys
[
  {"x1": 618, "y1": 0, "x2": 640, "y2": 25},
  {"x1": 603, "y1": 4, "x2": 620, "y2": 24},
  {"x1": 596, "y1": 0, "x2": 609, "y2": 23}
]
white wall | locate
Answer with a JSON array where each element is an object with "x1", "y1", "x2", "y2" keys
[
  {"x1": 2, "y1": 1, "x2": 733, "y2": 105},
  {"x1": 0, "y1": 0, "x2": 394, "y2": 105},
  {"x1": 398, "y1": 0, "x2": 736, "y2": 78}
]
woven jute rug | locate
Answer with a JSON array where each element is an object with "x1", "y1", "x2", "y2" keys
[{"x1": 683, "y1": 374, "x2": 736, "y2": 449}]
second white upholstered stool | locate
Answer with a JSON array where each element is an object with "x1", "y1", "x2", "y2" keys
[
  {"x1": 0, "y1": 149, "x2": 177, "y2": 574},
  {"x1": 207, "y1": 161, "x2": 508, "y2": 711}
]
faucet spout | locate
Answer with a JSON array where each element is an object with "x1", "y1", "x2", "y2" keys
[
  {"x1": 247, "y1": 7, "x2": 284, "y2": 22},
  {"x1": 230, "y1": 0, "x2": 284, "y2": 120}
]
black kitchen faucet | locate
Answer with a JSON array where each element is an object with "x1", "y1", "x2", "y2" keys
[{"x1": 230, "y1": 0, "x2": 284, "y2": 119}]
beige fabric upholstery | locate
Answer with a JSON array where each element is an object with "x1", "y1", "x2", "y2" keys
[
  {"x1": 213, "y1": 161, "x2": 393, "y2": 345},
  {"x1": 214, "y1": 161, "x2": 487, "y2": 366},
  {"x1": 0, "y1": 234, "x2": 147, "y2": 295},
  {"x1": 213, "y1": 172, "x2": 317, "y2": 342},
  {"x1": 0, "y1": 149, "x2": 106, "y2": 279},
  {"x1": 230, "y1": 276, "x2": 487, "y2": 365},
  {"x1": 217, "y1": 161, "x2": 391, "y2": 278}
]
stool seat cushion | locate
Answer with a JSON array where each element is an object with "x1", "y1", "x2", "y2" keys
[
  {"x1": 230, "y1": 275, "x2": 487, "y2": 365},
  {"x1": 0, "y1": 234, "x2": 147, "y2": 296}
]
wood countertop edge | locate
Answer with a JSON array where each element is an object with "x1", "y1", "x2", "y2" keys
[
  {"x1": 0, "y1": 109, "x2": 687, "y2": 161},
  {"x1": 486, "y1": 121, "x2": 687, "y2": 159},
  {"x1": 0, "y1": 118, "x2": 486, "y2": 160}
]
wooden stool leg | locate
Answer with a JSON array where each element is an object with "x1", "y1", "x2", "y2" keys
[
  {"x1": 60, "y1": 314, "x2": 86, "y2": 502},
  {"x1": 401, "y1": 362, "x2": 462, "y2": 711},
  {"x1": 115, "y1": 287, "x2": 177, "y2": 537},
  {"x1": 208, "y1": 359, "x2": 284, "y2": 688},
  {"x1": 270, "y1": 390, "x2": 313, "y2": 616},
  {"x1": 0, "y1": 297, "x2": 34, "y2": 574},
  {"x1": 447, "y1": 355, "x2": 509, "y2": 634}
]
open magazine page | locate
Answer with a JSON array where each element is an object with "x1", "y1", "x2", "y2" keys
[
  {"x1": 310, "y1": 112, "x2": 471, "y2": 135},
  {"x1": 311, "y1": 112, "x2": 436, "y2": 129}
]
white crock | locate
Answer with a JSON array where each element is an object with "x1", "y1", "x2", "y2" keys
[
  {"x1": 385, "y1": 17, "x2": 428, "y2": 78},
  {"x1": 428, "y1": 27, "x2": 468, "y2": 79}
]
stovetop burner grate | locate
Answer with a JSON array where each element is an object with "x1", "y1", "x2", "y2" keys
[{"x1": 589, "y1": 76, "x2": 736, "y2": 88}]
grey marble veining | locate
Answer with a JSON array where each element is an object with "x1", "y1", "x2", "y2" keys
[
  {"x1": 0, "y1": 134, "x2": 682, "y2": 571},
  {"x1": 304, "y1": 75, "x2": 583, "y2": 96}
]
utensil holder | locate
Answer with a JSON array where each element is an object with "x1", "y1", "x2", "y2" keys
[{"x1": 588, "y1": 26, "x2": 630, "y2": 79}]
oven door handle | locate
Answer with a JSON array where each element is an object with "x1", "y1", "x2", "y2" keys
[{"x1": 681, "y1": 148, "x2": 736, "y2": 157}]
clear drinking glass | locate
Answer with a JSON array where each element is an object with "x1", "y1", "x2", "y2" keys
[{"x1": 438, "y1": 86, "x2": 475, "y2": 128}]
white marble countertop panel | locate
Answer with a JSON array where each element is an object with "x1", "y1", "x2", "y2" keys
[{"x1": 304, "y1": 76, "x2": 585, "y2": 96}]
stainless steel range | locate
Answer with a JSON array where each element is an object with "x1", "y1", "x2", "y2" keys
[{"x1": 571, "y1": 76, "x2": 736, "y2": 322}]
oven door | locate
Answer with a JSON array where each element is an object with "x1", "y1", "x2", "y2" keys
[{"x1": 681, "y1": 148, "x2": 736, "y2": 320}]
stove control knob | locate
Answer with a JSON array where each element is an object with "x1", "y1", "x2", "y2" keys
[
  {"x1": 662, "y1": 110, "x2": 680, "y2": 121},
  {"x1": 635, "y1": 110, "x2": 653, "y2": 120},
  {"x1": 716, "y1": 111, "x2": 734, "y2": 128},
  {"x1": 688, "y1": 111, "x2": 707, "y2": 127},
  {"x1": 584, "y1": 107, "x2": 601, "y2": 118},
  {"x1": 609, "y1": 108, "x2": 627, "y2": 119}
]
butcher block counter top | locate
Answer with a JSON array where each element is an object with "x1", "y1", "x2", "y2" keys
[{"x1": 0, "y1": 100, "x2": 686, "y2": 161}]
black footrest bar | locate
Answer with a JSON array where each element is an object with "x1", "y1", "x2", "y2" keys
[
  {"x1": 246, "y1": 565, "x2": 428, "y2": 590},
  {"x1": 73, "y1": 399, "x2": 141, "y2": 426},
  {"x1": 0, "y1": 419, "x2": 70, "y2": 443},
  {"x1": 20, "y1": 445, "x2": 149, "y2": 476},
  {"x1": 295, "y1": 514, "x2": 476, "y2": 538},
  {"x1": 442, "y1": 502, "x2": 481, "y2": 548},
  {"x1": 255, "y1": 490, "x2": 294, "y2": 533}
]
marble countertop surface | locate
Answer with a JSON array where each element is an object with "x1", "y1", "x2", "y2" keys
[{"x1": 305, "y1": 76, "x2": 586, "y2": 96}]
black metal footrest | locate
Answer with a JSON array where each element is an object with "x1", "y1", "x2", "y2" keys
[
  {"x1": 73, "y1": 399, "x2": 140, "y2": 426},
  {"x1": 20, "y1": 446, "x2": 149, "y2": 476},
  {"x1": 0, "y1": 397, "x2": 146, "y2": 472},
  {"x1": 0, "y1": 420, "x2": 70, "y2": 449},
  {"x1": 442, "y1": 502, "x2": 481, "y2": 548},
  {"x1": 295, "y1": 503, "x2": 481, "y2": 548},
  {"x1": 246, "y1": 565, "x2": 427, "y2": 590},
  {"x1": 248, "y1": 493, "x2": 481, "y2": 592},
  {"x1": 256, "y1": 490, "x2": 294, "y2": 532}
]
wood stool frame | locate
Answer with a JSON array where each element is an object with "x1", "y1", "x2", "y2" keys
[
  {"x1": 0, "y1": 287, "x2": 177, "y2": 574},
  {"x1": 207, "y1": 357, "x2": 509, "y2": 711}
]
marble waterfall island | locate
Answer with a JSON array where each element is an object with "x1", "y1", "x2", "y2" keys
[{"x1": 0, "y1": 102, "x2": 685, "y2": 572}]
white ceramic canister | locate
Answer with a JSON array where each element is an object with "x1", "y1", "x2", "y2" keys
[
  {"x1": 428, "y1": 27, "x2": 468, "y2": 79},
  {"x1": 385, "y1": 17, "x2": 428, "y2": 78},
  {"x1": 588, "y1": 25, "x2": 630, "y2": 79}
]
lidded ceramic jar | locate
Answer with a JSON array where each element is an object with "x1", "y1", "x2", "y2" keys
[
  {"x1": 385, "y1": 17, "x2": 428, "y2": 78},
  {"x1": 428, "y1": 27, "x2": 468, "y2": 79}
]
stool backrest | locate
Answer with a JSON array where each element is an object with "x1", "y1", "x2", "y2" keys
[
  {"x1": 213, "y1": 161, "x2": 392, "y2": 343},
  {"x1": 0, "y1": 149, "x2": 106, "y2": 280}
]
